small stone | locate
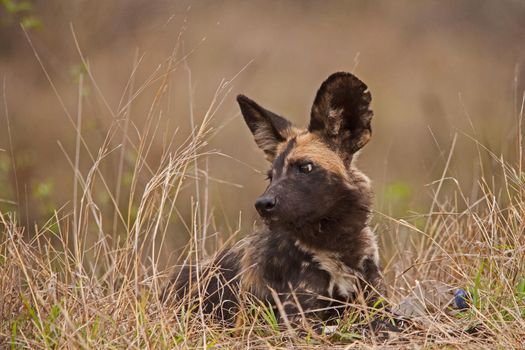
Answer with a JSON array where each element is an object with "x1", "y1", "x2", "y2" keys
[{"x1": 453, "y1": 289, "x2": 470, "y2": 310}]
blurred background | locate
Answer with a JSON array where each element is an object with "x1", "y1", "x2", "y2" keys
[{"x1": 1, "y1": 0, "x2": 525, "y2": 262}]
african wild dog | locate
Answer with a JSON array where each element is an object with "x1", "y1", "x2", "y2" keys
[{"x1": 163, "y1": 72, "x2": 385, "y2": 325}]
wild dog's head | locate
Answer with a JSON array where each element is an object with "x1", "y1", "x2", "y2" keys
[{"x1": 237, "y1": 72, "x2": 373, "y2": 236}]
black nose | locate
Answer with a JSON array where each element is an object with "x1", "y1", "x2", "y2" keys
[{"x1": 255, "y1": 195, "x2": 277, "y2": 216}]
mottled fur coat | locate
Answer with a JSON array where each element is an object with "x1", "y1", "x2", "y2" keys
[{"x1": 163, "y1": 72, "x2": 385, "y2": 325}]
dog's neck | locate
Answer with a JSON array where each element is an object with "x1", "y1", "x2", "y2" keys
[{"x1": 266, "y1": 200, "x2": 371, "y2": 266}]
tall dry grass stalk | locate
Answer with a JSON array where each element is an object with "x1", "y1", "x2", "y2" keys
[{"x1": 1, "y1": 36, "x2": 524, "y2": 349}]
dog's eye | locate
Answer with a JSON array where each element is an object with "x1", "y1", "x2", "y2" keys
[{"x1": 299, "y1": 162, "x2": 314, "y2": 174}]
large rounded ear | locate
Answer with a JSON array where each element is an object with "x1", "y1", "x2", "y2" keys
[
  {"x1": 237, "y1": 94, "x2": 294, "y2": 161},
  {"x1": 308, "y1": 72, "x2": 373, "y2": 157}
]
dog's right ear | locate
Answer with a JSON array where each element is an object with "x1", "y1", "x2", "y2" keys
[{"x1": 237, "y1": 94, "x2": 294, "y2": 161}]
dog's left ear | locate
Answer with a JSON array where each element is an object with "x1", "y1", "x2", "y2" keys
[{"x1": 308, "y1": 72, "x2": 373, "y2": 156}]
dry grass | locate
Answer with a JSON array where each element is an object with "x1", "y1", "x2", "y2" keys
[
  {"x1": 3, "y1": 130, "x2": 525, "y2": 349},
  {"x1": 1, "y1": 16, "x2": 525, "y2": 349}
]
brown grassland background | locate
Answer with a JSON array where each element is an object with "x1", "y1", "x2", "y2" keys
[{"x1": 1, "y1": 1, "x2": 525, "y2": 348}]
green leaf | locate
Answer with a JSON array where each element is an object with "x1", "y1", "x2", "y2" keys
[
  {"x1": 516, "y1": 276, "x2": 525, "y2": 302},
  {"x1": 384, "y1": 181, "x2": 412, "y2": 204},
  {"x1": 11, "y1": 320, "x2": 17, "y2": 350},
  {"x1": 34, "y1": 181, "x2": 53, "y2": 198},
  {"x1": 20, "y1": 15, "x2": 41, "y2": 29}
]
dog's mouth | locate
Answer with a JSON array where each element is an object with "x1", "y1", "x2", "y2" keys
[
  {"x1": 260, "y1": 214, "x2": 279, "y2": 224},
  {"x1": 258, "y1": 211, "x2": 285, "y2": 227}
]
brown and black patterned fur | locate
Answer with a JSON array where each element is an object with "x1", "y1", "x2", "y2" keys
[{"x1": 163, "y1": 72, "x2": 385, "y2": 326}]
